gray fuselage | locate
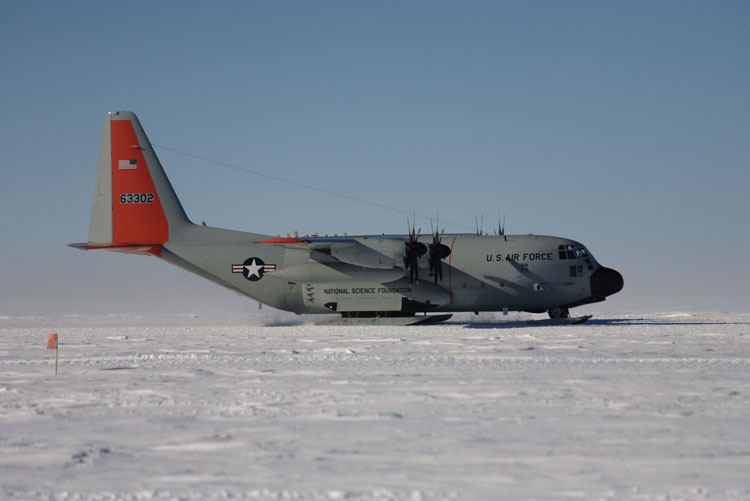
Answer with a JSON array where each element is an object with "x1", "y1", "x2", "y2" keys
[{"x1": 159, "y1": 225, "x2": 622, "y2": 316}]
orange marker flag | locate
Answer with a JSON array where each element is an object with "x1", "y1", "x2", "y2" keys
[
  {"x1": 47, "y1": 333, "x2": 59, "y2": 375},
  {"x1": 47, "y1": 333, "x2": 59, "y2": 350}
]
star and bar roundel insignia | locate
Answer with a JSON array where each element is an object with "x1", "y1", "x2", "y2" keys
[{"x1": 231, "y1": 257, "x2": 276, "y2": 281}]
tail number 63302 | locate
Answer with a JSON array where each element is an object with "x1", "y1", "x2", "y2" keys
[{"x1": 120, "y1": 193, "x2": 154, "y2": 204}]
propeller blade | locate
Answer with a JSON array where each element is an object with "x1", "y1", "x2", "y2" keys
[
  {"x1": 403, "y1": 219, "x2": 426, "y2": 284},
  {"x1": 427, "y1": 219, "x2": 451, "y2": 283}
]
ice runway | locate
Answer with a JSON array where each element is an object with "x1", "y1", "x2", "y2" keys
[{"x1": 2, "y1": 311, "x2": 749, "y2": 500}]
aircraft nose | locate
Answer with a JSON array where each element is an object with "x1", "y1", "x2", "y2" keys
[{"x1": 590, "y1": 266, "x2": 624, "y2": 298}]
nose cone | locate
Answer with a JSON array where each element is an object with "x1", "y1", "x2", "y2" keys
[{"x1": 590, "y1": 266, "x2": 624, "y2": 299}]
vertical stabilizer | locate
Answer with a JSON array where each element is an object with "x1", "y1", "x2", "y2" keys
[{"x1": 88, "y1": 111, "x2": 191, "y2": 246}]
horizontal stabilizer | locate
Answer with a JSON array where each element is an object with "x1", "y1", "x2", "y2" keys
[{"x1": 68, "y1": 242, "x2": 162, "y2": 256}]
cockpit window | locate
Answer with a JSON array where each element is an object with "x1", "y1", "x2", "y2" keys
[{"x1": 558, "y1": 244, "x2": 592, "y2": 261}]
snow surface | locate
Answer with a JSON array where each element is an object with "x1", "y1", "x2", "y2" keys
[{"x1": 2, "y1": 311, "x2": 750, "y2": 500}]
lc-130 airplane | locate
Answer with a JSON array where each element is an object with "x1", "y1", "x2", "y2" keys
[{"x1": 71, "y1": 111, "x2": 623, "y2": 325}]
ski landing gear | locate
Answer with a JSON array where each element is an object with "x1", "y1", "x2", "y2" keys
[
  {"x1": 548, "y1": 307, "x2": 570, "y2": 319},
  {"x1": 316, "y1": 312, "x2": 453, "y2": 326},
  {"x1": 526, "y1": 307, "x2": 591, "y2": 325}
]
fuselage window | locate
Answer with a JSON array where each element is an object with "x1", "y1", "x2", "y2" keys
[{"x1": 569, "y1": 265, "x2": 584, "y2": 278}]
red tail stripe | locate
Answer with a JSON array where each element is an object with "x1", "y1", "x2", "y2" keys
[{"x1": 111, "y1": 119, "x2": 168, "y2": 245}]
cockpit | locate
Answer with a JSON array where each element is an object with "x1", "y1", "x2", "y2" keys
[
  {"x1": 557, "y1": 242, "x2": 623, "y2": 306},
  {"x1": 558, "y1": 244, "x2": 596, "y2": 275},
  {"x1": 558, "y1": 244, "x2": 593, "y2": 259}
]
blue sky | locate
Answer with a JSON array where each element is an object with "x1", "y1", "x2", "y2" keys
[{"x1": 1, "y1": 1, "x2": 748, "y2": 314}]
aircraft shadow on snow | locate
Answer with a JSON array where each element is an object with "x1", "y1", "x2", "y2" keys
[{"x1": 459, "y1": 317, "x2": 750, "y2": 329}]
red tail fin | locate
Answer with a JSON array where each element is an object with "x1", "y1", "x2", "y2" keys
[
  {"x1": 110, "y1": 118, "x2": 169, "y2": 244},
  {"x1": 84, "y1": 111, "x2": 191, "y2": 248}
]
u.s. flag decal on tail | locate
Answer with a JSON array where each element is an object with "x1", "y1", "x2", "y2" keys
[{"x1": 118, "y1": 159, "x2": 137, "y2": 170}]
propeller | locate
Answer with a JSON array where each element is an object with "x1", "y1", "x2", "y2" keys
[
  {"x1": 494, "y1": 213, "x2": 505, "y2": 236},
  {"x1": 403, "y1": 216, "x2": 426, "y2": 284},
  {"x1": 475, "y1": 214, "x2": 484, "y2": 235},
  {"x1": 428, "y1": 218, "x2": 452, "y2": 285}
]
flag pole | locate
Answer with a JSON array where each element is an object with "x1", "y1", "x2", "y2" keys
[{"x1": 47, "y1": 333, "x2": 59, "y2": 376}]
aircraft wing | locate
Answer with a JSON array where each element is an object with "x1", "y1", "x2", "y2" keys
[{"x1": 254, "y1": 236, "x2": 405, "y2": 270}]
